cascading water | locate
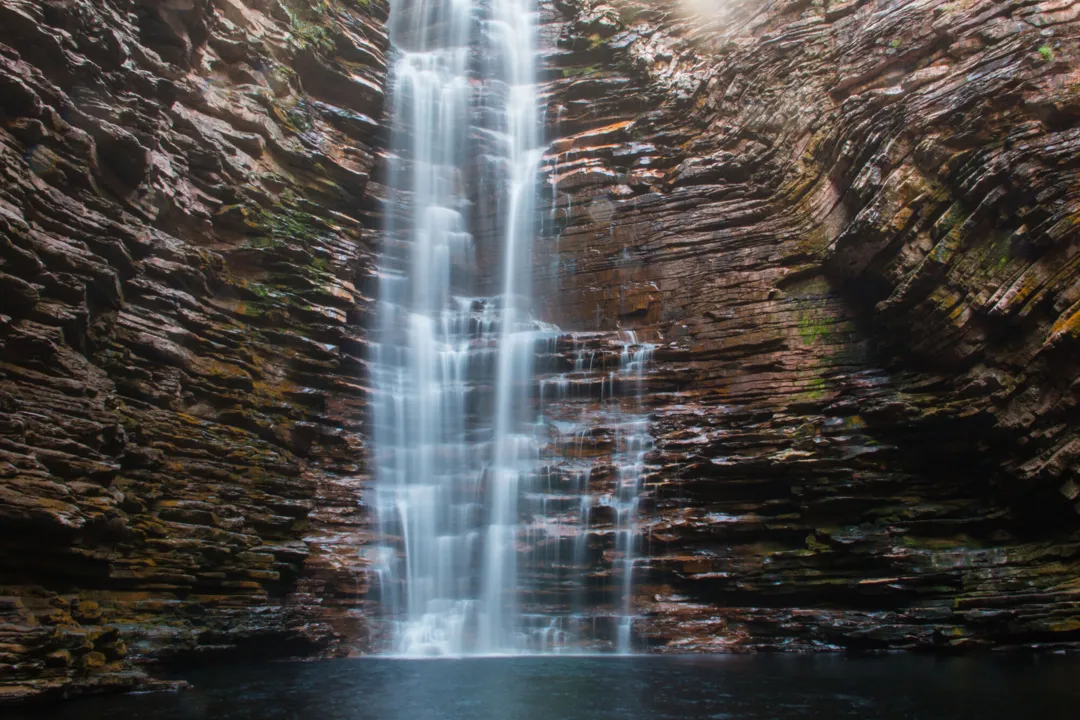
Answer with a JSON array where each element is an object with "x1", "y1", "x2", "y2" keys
[
  {"x1": 372, "y1": 0, "x2": 548, "y2": 656},
  {"x1": 612, "y1": 333, "x2": 654, "y2": 654},
  {"x1": 372, "y1": 0, "x2": 654, "y2": 656}
]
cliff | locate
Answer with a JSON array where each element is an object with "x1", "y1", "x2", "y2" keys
[
  {"x1": 0, "y1": 0, "x2": 386, "y2": 703},
  {"x1": 537, "y1": 0, "x2": 1080, "y2": 651},
  {"x1": 0, "y1": 0, "x2": 1079, "y2": 705}
]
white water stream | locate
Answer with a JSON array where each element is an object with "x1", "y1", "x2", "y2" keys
[{"x1": 371, "y1": 0, "x2": 652, "y2": 656}]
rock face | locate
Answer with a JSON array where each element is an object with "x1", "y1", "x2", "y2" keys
[
  {"x1": 0, "y1": 0, "x2": 386, "y2": 703},
  {"x1": 535, "y1": 0, "x2": 1080, "y2": 652},
  {"x1": 1, "y1": 0, "x2": 1079, "y2": 705}
]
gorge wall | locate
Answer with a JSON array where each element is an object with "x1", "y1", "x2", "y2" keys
[
  {"x1": 0, "y1": 0, "x2": 386, "y2": 702},
  {"x1": 535, "y1": 0, "x2": 1080, "y2": 654},
  {"x1": 1, "y1": 0, "x2": 1079, "y2": 704}
]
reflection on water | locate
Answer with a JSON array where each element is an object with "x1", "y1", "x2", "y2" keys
[{"x1": 14, "y1": 654, "x2": 1079, "y2": 720}]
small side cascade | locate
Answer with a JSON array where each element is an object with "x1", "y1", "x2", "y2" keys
[
  {"x1": 611, "y1": 332, "x2": 655, "y2": 654},
  {"x1": 526, "y1": 331, "x2": 656, "y2": 651}
]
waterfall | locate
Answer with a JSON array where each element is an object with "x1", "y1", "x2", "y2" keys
[
  {"x1": 612, "y1": 333, "x2": 654, "y2": 654},
  {"x1": 372, "y1": 0, "x2": 547, "y2": 656},
  {"x1": 372, "y1": 0, "x2": 653, "y2": 656}
]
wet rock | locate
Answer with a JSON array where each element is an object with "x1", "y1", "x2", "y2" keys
[
  {"x1": 0, "y1": 0, "x2": 385, "y2": 704},
  {"x1": 2, "y1": 0, "x2": 1080, "y2": 701},
  {"x1": 537, "y1": 0, "x2": 1080, "y2": 653}
]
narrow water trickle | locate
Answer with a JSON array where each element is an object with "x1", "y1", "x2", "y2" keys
[
  {"x1": 371, "y1": 0, "x2": 653, "y2": 656},
  {"x1": 612, "y1": 333, "x2": 654, "y2": 654}
]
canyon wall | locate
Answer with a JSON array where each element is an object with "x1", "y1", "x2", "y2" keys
[
  {"x1": 537, "y1": 0, "x2": 1080, "y2": 652},
  {"x1": 0, "y1": 0, "x2": 386, "y2": 702},
  {"x1": 0, "y1": 0, "x2": 1079, "y2": 705}
]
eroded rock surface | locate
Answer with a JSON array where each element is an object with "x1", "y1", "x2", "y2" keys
[
  {"x1": 0, "y1": 0, "x2": 385, "y2": 703},
  {"x1": 537, "y1": 0, "x2": 1080, "y2": 652},
  {"x1": 2, "y1": 0, "x2": 1080, "y2": 705}
]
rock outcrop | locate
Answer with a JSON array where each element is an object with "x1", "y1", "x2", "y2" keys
[
  {"x1": 536, "y1": 0, "x2": 1080, "y2": 652},
  {"x1": 0, "y1": 0, "x2": 385, "y2": 703},
  {"x1": 2, "y1": 0, "x2": 1080, "y2": 706}
]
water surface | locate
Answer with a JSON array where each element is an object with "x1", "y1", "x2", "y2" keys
[{"x1": 19, "y1": 654, "x2": 1080, "y2": 719}]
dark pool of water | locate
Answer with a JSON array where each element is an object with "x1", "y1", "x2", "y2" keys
[{"x1": 15, "y1": 654, "x2": 1080, "y2": 719}]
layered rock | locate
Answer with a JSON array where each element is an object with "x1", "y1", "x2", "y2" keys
[
  {"x1": 3, "y1": 0, "x2": 1080, "y2": 705},
  {"x1": 536, "y1": 0, "x2": 1080, "y2": 651},
  {"x1": 0, "y1": 0, "x2": 386, "y2": 703}
]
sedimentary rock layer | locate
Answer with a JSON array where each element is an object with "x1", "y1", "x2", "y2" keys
[
  {"x1": 537, "y1": 0, "x2": 1080, "y2": 651},
  {"x1": 2, "y1": 0, "x2": 1080, "y2": 705},
  {"x1": 0, "y1": 0, "x2": 385, "y2": 702}
]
